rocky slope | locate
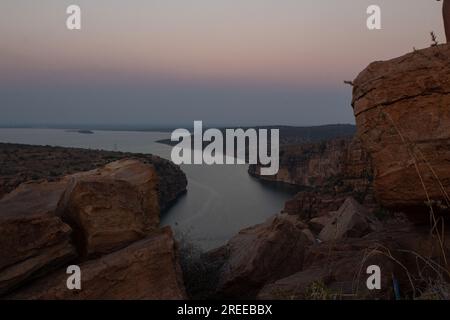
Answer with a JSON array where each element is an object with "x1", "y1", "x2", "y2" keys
[{"x1": 0, "y1": 159, "x2": 187, "y2": 299}]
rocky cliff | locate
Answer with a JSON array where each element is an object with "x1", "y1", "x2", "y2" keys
[
  {"x1": 249, "y1": 137, "x2": 373, "y2": 195},
  {"x1": 352, "y1": 44, "x2": 450, "y2": 212},
  {"x1": 0, "y1": 159, "x2": 186, "y2": 299}
]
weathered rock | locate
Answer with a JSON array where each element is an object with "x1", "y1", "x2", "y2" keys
[
  {"x1": 249, "y1": 137, "x2": 373, "y2": 194},
  {"x1": 257, "y1": 267, "x2": 329, "y2": 300},
  {"x1": 308, "y1": 214, "x2": 334, "y2": 234},
  {"x1": 9, "y1": 227, "x2": 187, "y2": 300},
  {"x1": 283, "y1": 191, "x2": 348, "y2": 221},
  {"x1": 215, "y1": 214, "x2": 313, "y2": 298},
  {"x1": 0, "y1": 181, "x2": 76, "y2": 295},
  {"x1": 58, "y1": 159, "x2": 160, "y2": 257},
  {"x1": 318, "y1": 197, "x2": 380, "y2": 242},
  {"x1": 259, "y1": 226, "x2": 450, "y2": 300},
  {"x1": 0, "y1": 143, "x2": 188, "y2": 210},
  {"x1": 352, "y1": 44, "x2": 450, "y2": 211}
]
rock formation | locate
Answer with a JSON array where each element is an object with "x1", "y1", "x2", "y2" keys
[
  {"x1": 58, "y1": 160, "x2": 160, "y2": 257},
  {"x1": 0, "y1": 143, "x2": 187, "y2": 211},
  {"x1": 0, "y1": 159, "x2": 187, "y2": 299},
  {"x1": 215, "y1": 214, "x2": 314, "y2": 298},
  {"x1": 249, "y1": 138, "x2": 373, "y2": 194},
  {"x1": 9, "y1": 228, "x2": 187, "y2": 300},
  {"x1": 258, "y1": 226, "x2": 450, "y2": 300},
  {"x1": 318, "y1": 197, "x2": 380, "y2": 242},
  {"x1": 0, "y1": 180, "x2": 76, "y2": 295},
  {"x1": 352, "y1": 44, "x2": 450, "y2": 211}
]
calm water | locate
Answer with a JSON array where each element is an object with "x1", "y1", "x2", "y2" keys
[{"x1": 0, "y1": 128, "x2": 295, "y2": 249}]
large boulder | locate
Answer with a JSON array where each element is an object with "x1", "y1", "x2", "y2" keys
[
  {"x1": 0, "y1": 181, "x2": 77, "y2": 295},
  {"x1": 9, "y1": 227, "x2": 187, "y2": 300},
  {"x1": 352, "y1": 44, "x2": 450, "y2": 210},
  {"x1": 215, "y1": 214, "x2": 313, "y2": 298},
  {"x1": 318, "y1": 197, "x2": 380, "y2": 242},
  {"x1": 58, "y1": 159, "x2": 160, "y2": 257}
]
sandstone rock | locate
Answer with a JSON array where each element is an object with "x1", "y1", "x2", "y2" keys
[
  {"x1": 71, "y1": 159, "x2": 160, "y2": 228},
  {"x1": 58, "y1": 159, "x2": 160, "y2": 257},
  {"x1": 352, "y1": 44, "x2": 450, "y2": 211},
  {"x1": 9, "y1": 227, "x2": 187, "y2": 300},
  {"x1": 318, "y1": 197, "x2": 380, "y2": 242},
  {"x1": 308, "y1": 214, "x2": 334, "y2": 234},
  {"x1": 283, "y1": 191, "x2": 346, "y2": 220},
  {"x1": 0, "y1": 181, "x2": 76, "y2": 295},
  {"x1": 215, "y1": 214, "x2": 313, "y2": 298},
  {"x1": 249, "y1": 137, "x2": 373, "y2": 194},
  {"x1": 259, "y1": 225, "x2": 450, "y2": 300},
  {"x1": 0, "y1": 143, "x2": 187, "y2": 209}
]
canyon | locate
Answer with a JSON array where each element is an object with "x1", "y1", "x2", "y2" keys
[
  {"x1": 203, "y1": 44, "x2": 450, "y2": 300},
  {"x1": 1, "y1": 44, "x2": 450, "y2": 300}
]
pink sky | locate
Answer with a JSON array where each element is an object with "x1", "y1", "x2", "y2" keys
[{"x1": 0, "y1": 0, "x2": 446, "y2": 126}]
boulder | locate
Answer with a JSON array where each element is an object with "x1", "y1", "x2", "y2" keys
[
  {"x1": 215, "y1": 214, "x2": 313, "y2": 298},
  {"x1": 318, "y1": 197, "x2": 380, "y2": 242},
  {"x1": 0, "y1": 181, "x2": 76, "y2": 295},
  {"x1": 58, "y1": 159, "x2": 160, "y2": 257},
  {"x1": 308, "y1": 214, "x2": 333, "y2": 234},
  {"x1": 9, "y1": 227, "x2": 187, "y2": 300},
  {"x1": 352, "y1": 44, "x2": 450, "y2": 210}
]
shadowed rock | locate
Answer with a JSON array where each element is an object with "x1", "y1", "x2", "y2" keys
[
  {"x1": 8, "y1": 227, "x2": 187, "y2": 300},
  {"x1": 215, "y1": 214, "x2": 313, "y2": 299},
  {"x1": 318, "y1": 197, "x2": 380, "y2": 242},
  {"x1": 0, "y1": 181, "x2": 77, "y2": 295}
]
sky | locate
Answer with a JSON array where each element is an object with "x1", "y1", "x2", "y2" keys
[{"x1": 0, "y1": 0, "x2": 445, "y2": 127}]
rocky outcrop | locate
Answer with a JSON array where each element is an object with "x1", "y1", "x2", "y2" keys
[
  {"x1": 352, "y1": 44, "x2": 450, "y2": 211},
  {"x1": 215, "y1": 214, "x2": 314, "y2": 298},
  {"x1": 58, "y1": 160, "x2": 160, "y2": 257},
  {"x1": 9, "y1": 227, "x2": 187, "y2": 300},
  {"x1": 318, "y1": 197, "x2": 380, "y2": 242},
  {"x1": 258, "y1": 226, "x2": 450, "y2": 300},
  {"x1": 0, "y1": 159, "x2": 187, "y2": 299},
  {"x1": 249, "y1": 138, "x2": 373, "y2": 194},
  {"x1": 0, "y1": 181, "x2": 76, "y2": 295},
  {"x1": 282, "y1": 191, "x2": 348, "y2": 220},
  {"x1": 0, "y1": 143, "x2": 187, "y2": 211}
]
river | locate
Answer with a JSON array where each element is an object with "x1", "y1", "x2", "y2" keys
[{"x1": 0, "y1": 128, "x2": 296, "y2": 250}]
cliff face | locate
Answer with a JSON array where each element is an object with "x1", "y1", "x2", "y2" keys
[
  {"x1": 249, "y1": 137, "x2": 373, "y2": 194},
  {"x1": 352, "y1": 44, "x2": 450, "y2": 211}
]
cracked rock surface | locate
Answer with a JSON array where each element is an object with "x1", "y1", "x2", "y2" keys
[{"x1": 352, "y1": 44, "x2": 450, "y2": 211}]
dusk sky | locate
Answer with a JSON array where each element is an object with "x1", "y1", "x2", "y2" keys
[{"x1": 0, "y1": 0, "x2": 445, "y2": 127}]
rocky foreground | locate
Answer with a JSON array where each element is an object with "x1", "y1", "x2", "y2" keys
[
  {"x1": 211, "y1": 44, "x2": 450, "y2": 300},
  {"x1": 0, "y1": 153, "x2": 187, "y2": 299}
]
